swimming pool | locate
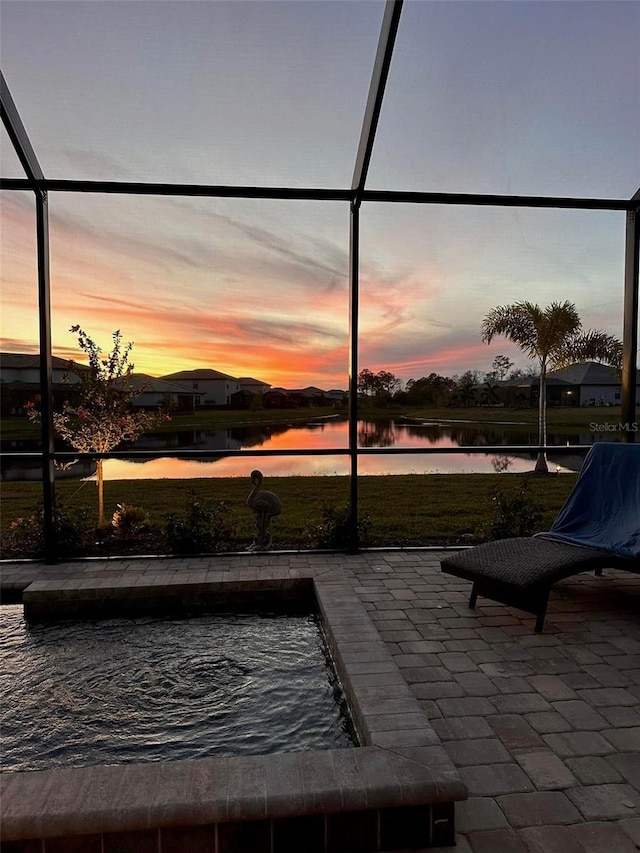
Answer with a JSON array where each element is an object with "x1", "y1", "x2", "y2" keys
[
  {"x1": 2, "y1": 568, "x2": 466, "y2": 851},
  {"x1": 0, "y1": 606, "x2": 354, "y2": 772}
]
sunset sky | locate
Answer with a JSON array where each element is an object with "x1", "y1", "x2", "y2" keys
[{"x1": 1, "y1": 1, "x2": 638, "y2": 389}]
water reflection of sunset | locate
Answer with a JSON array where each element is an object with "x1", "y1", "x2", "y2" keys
[
  {"x1": 253, "y1": 420, "x2": 347, "y2": 450},
  {"x1": 95, "y1": 420, "x2": 566, "y2": 480},
  {"x1": 99, "y1": 451, "x2": 553, "y2": 481},
  {"x1": 101, "y1": 456, "x2": 351, "y2": 481}
]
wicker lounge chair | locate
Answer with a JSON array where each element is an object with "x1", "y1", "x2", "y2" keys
[{"x1": 440, "y1": 442, "x2": 640, "y2": 632}]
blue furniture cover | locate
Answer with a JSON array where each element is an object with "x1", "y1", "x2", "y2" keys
[{"x1": 538, "y1": 442, "x2": 640, "y2": 560}]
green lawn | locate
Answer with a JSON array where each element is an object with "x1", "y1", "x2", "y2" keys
[{"x1": 1, "y1": 472, "x2": 577, "y2": 557}]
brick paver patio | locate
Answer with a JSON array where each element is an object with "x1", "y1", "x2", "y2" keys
[{"x1": 2, "y1": 550, "x2": 639, "y2": 852}]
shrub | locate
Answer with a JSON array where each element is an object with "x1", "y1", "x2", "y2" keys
[
  {"x1": 2, "y1": 502, "x2": 93, "y2": 559},
  {"x1": 111, "y1": 504, "x2": 151, "y2": 540},
  {"x1": 165, "y1": 491, "x2": 235, "y2": 554},
  {"x1": 306, "y1": 502, "x2": 372, "y2": 549},
  {"x1": 479, "y1": 478, "x2": 544, "y2": 541}
]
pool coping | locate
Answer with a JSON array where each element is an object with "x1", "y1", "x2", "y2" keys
[{"x1": 1, "y1": 566, "x2": 467, "y2": 849}]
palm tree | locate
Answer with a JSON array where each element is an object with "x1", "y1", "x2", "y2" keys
[
  {"x1": 481, "y1": 379, "x2": 501, "y2": 406},
  {"x1": 481, "y1": 301, "x2": 622, "y2": 473}
]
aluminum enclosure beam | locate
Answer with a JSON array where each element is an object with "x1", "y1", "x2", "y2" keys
[
  {"x1": 347, "y1": 0, "x2": 402, "y2": 549},
  {"x1": 0, "y1": 178, "x2": 352, "y2": 201},
  {"x1": 1, "y1": 71, "x2": 57, "y2": 559},
  {"x1": 621, "y1": 187, "x2": 640, "y2": 441},
  {"x1": 351, "y1": 0, "x2": 403, "y2": 200},
  {"x1": 2, "y1": 180, "x2": 632, "y2": 213},
  {"x1": 36, "y1": 191, "x2": 56, "y2": 554},
  {"x1": 348, "y1": 203, "x2": 360, "y2": 553},
  {"x1": 36, "y1": 192, "x2": 57, "y2": 560},
  {"x1": 1, "y1": 444, "x2": 601, "y2": 462},
  {"x1": 362, "y1": 189, "x2": 632, "y2": 211},
  {"x1": 1, "y1": 71, "x2": 44, "y2": 183}
]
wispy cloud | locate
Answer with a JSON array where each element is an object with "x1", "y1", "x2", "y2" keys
[
  {"x1": 1, "y1": 188, "x2": 562, "y2": 386},
  {"x1": 47, "y1": 197, "x2": 349, "y2": 293},
  {"x1": 0, "y1": 337, "x2": 39, "y2": 354},
  {"x1": 59, "y1": 149, "x2": 138, "y2": 181},
  {"x1": 207, "y1": 211, "x2": 347, "y2": 288}
]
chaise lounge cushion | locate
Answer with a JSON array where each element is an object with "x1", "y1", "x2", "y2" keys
[{"x1": 540, "y1": 441, "x2": 640, "y2": 559}]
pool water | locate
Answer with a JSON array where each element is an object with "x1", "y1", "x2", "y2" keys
[{"x1": 0, "y1": 606, "x2": 355, "y2": 772}]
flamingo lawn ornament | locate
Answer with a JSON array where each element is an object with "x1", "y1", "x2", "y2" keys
[{"x1": 247, "y1": 469, "x2": 282, "y2": 551}]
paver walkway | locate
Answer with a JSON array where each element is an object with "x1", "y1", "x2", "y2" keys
[{"x1": 2, "y1": 551, "x2": 639, "y2": 852}]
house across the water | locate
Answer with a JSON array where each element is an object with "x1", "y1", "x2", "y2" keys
[
  {"x1": 504, "y1": 362, "x2": 640, "y2": 407},
  {"x1": 160, "y1": 369, "x2": 241, "y2": 407}
]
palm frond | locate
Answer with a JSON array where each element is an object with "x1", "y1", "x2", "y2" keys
[
  {"x1": 552, "y1": 330, "x2": 623, "y2": 371},
  {"x1": 536, "y1": 302, "x2": 581, "y2": 359},
  {"x1": 481, "y1": 302, "x2": 540, "y2": 359}
]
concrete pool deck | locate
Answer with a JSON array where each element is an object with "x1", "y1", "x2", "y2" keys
[{"x1": 1, "y1": 550, "x2": 639, "y2": 852}]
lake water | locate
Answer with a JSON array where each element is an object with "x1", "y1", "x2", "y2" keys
[
  {"x1": 102, "y1": 417, "x2": 590, "y2": 478},
  {"x1": 3, "y1": 417, "x2": 597, "y2": 481}
]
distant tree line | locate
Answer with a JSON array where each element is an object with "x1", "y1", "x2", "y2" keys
[{"x1": 357, "y1": 355, "x2": 538, "y2": 409}]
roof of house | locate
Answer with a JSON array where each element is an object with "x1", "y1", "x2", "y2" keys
[
  {"x1": 504, "y1": 376, "x2": 571, "y2": 388},
  {"x1": 0, "y1": 352, "x2": 77, "y2": 370},
  {"x1": 547, "y1": 361, "x2": 632, "y2": 385},
  {"x1": 504, "y1": 362, "x2": 639, "y2": 387},
  {"x1": 230, "y1": 386, "x2": 261, "y2": 396},
  {"x1": 130, "y1": 374, "x2": 199, "y2": 395},
  {"x1": 265, "y1": 386, "x2": 329, "y2": 396},
  {"x1": 161, "y1": 369, "x2": 237, "y2": 381},
  {"x1": 236, "y1": 377, "x2": 270, "y2": 386}
]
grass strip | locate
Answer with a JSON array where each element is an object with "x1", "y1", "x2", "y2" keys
[{"x1": 1, "y1": 472, "x2": 577, "y2": 552}]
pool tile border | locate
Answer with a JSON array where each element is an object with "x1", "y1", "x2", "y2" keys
[{"x1": 2, "y1": 566, "x2": 467, "y2": 851}]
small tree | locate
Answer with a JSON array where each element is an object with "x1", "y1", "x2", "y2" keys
[
  {"x1": 488, "y1": 354, "x2": 513, "y2": 382},
  {"x1": 29, "y1": 326, "x2": 169, "y2": 526}
]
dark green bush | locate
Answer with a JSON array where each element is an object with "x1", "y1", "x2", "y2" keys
[
  {"x1": 479, "y1": 478, "x2": 544, "y2": 540},
  {"x1": 306, "y1": 502, "x2": 372, "y2": 549},
  {"x1": 165, "y1": 491, "x2": 235, "y2": 554},
  {"x1": 2, "y1": 502, "x2": 93, "y2": 559}
]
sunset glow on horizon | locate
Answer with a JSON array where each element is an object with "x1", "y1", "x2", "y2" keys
[{"x1": 2, "y1": 1, "x2": 638, "y2": 387}]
